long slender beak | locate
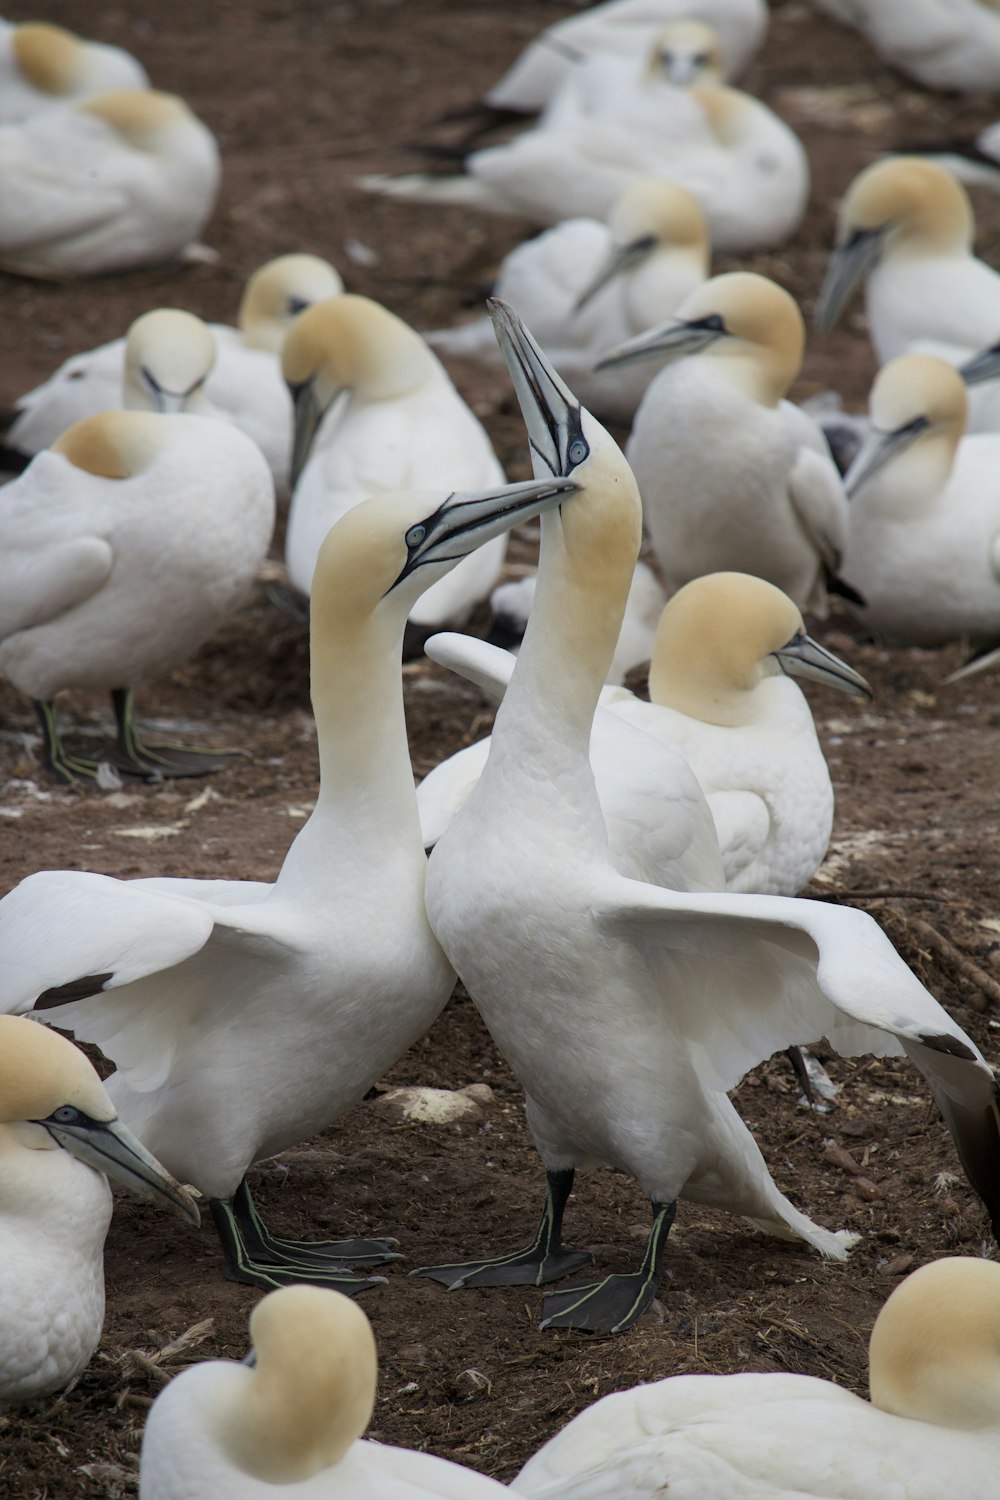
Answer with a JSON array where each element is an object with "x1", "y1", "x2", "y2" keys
[
  {"x1": 660, "y1": 53, "x2": 699, "y2": 85},
  {"x1": 774, "y1": 632, "x2": 872, "y2": 699},
  {"x1": 388, "y1": 475, "x2": 579, "y2": 592},
  {"x1": 958, "y1": 343, "x2": 1000, "y2": 389},
  {"x1": 488, "y1": 297, "x2": 587, "y2": 479},
  {"x1": 815, "y1": 226, "x2": 886, "y2": 333},
  {"x1": 152, "y1": 390, "x2": 192, "y2": 415},
  {"x1": 594, "y1": 316, "x2": 725, "y2": 371},
  {"x1": 574, "y1": 235, "x2": 657, "y2": 312},
  {"x1": 289, "y1": 379, "x2": 345, "y2": 491},
  {"x1": 40, "y1": 1113, "x2": 201, "y2": 1226},
  {"x1": 843, "y1": 417, "x2": 929, "y2": 499}
]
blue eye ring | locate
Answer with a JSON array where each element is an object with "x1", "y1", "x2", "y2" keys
[
  {"x1": 568, "y1": 439, "x2": 589, "y2": 466},
  {"x1": 405, "y1": 524, "x2": 427, "y2": 549},
  {"x1": 52, "y1": 1106, "x2": 81, "y2": 1124}
]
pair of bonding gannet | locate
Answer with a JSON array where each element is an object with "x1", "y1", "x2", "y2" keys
[
  {"x1": 0, "y1": 471, "x2": 576, "y2": 1290},
  {"x1": 599, "y1": 272, "x2": 856, "y2": 615},
  {"x1": 365, "y1": 75, "x2": 807, "y2": 256},
  {"x1": 428, "y1": 179, "x2": 709, "y2": 423},
  {"x1": 283, "y1": 295, "x2": 510, "y2": 640},
  {"x1": 0, "y1": 410, "x2": 275, "y2": 782},
  {"x1": 816, "y1": 158, "x2": 1000, "y2": 435},
  {"x1": 0, "y1": 1016, "x2": 198, "y2": 1404},
  {"x1": 483, "y1": 0, "x2": 768, "y2": 118},
  {"x1": 413, "y1": 302, "x2": 1000, "y2": 1334},
  {"x1": 0, "y1": 88, "x2": 219, "y2": 278},
  {"x1": 811, "y1": 0, "x2": 1000, "y2": 94},
  {"x1": 8, "y1": 255, "x2": 344, "y2": 494},
  {"x1": 421, "y1": 572, "x2": 871, "y2": 897},
  {"x1": 0, "y1": 20, "x2": 147, "y2": 123},
  {"x1": 513, "y1": 1257, "x2": 1000, "y2": 1498},
  {"x1": 840, "y1": 355, "x2": 1000, "y2": 650},
  {"x1": 140, "y1": 1286, "x2": 511, "y2": 1498}
]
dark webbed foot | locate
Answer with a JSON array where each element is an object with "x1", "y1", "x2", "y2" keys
[
  {"x1": 541, "y1": 1199, "x2": 676, "y2": 1334},
  {"x1": 110, "y1": 686, "x2": 244, "y2": 782}
]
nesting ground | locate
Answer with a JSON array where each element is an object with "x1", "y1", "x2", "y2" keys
[{"x1": 2, "y1": 1, "x2": 1000, "y2": 1494}]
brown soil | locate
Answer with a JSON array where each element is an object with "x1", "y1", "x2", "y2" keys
[{"x1": 2, "y1": 1, "x2": 1000, "y2": 1494}]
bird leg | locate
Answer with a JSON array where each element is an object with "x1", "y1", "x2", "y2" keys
[
  {"x1": 107, "y1": 687, "x2": 244, "y2": 780},
  {"x1": 209, "y1": 1178, "x2": 397, "y2": 1294},
  {"x1": 32, "y1": 700, "x2": 102, "y2": 783},
  {"x1": 540, "y1": 1198, "x2": 676, "y2": 1334},
  {"x1": 411, "y1": 1168, "x2": 593, "y2": 1289}
]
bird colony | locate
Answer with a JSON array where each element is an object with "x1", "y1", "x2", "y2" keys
[{"x1": 0, "y1": 3, "x2": 999, "y2": 1497}]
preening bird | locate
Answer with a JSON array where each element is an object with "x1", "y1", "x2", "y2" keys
[
  {"x1": 0, "y1": 410, "x2": 275, "y2": 781},
  {"x1": 139, "y1": 1286, "x2": 511, "y2": 1498},
  {"x1": 415, "y1": 302, "x2": 1000, "y2": 1334},
  {"x1": 512, "y1": 1257, "x2": 1000, "y2": 1499},
  {"x1": 0, "y1": 87, "x2": 219, "y2": 278},
  {"x1": 0, "y1": 1015, "x2": 198, "y2": 1404},
  {"x1": 601, "y1": 272, "x2": 854, "y2": 615},
  {"x1": 0, "y1": 471, "x2": 576, "y2": 1291}
]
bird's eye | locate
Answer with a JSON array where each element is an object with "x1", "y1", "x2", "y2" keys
[
  {"x1": 405, "y1": 524, "x2": 427, "y2": 549},
  {"x1": 286, "y1": 296, "x2": 310, "y2": 317},
  {"x1": 701, "y1": 314, "x2": 725, "y2": 332},
  {"x1": 567, "y1": 439, "x2": 589, "y2": 467},
  {"x1": 51, "y1": 1106, "x2": 82, "y2": 1125}
]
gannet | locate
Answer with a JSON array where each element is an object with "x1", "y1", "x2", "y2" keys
[
  {"x1": 904, "y1": 121, "x2": 1000, "y2": 196},
  {"x1": 422, "y1": 573, "x2": 871, "y2": 896},
  {"x1": 428, "y1": 179, "x2": 709, "y2": 423},
  {"x1": 415, "y1": 301, "x2": 1000, "y2": 1334},
  {"x1": 0, "y1": 472, "x2": 577, "y2": 1291},
  {"x1": 599, "y1": 272, "x2": 854, "y2": 615},
  {"x1": 0, "y1": 20, "x2": 148, "y2": 123},
  {"x1": 139, "y1": 1286, "x2": 511, "y2": 1499},
  {"x1": 0, "y1": 410, "x2": 275, "y2": 782},
  {"x1": 0, "y1": 88, "x2": 219, "y2": 278},
  {"x1": 8, "y1": 256, "x2": 344, "y2": 491},
  {"x1": 283, "y1": 295, "x2": 509, "y2": 639},
  {"x1": 0, "y1": 1015, "x2": 198, "y2": 1404},
  {"x1": 363, "y1": 83, "x2": 808, "y2": 255},
  {"x1": 484, "y1": 0, "x2": 768, "y2": 115},
  {"x1": 814, "y1": 157, "x2": 1000, "y2": 434},
  {"x1": 485, "y1": 557, "x2": 667, "y2": 681},
  {"x1": 810, "y1": 0, "x2": 1000, "y2": 94},
  {"x1": 513, "y1": 1256, "x2": 1000, "y2": 1498},
  {"x1": 841, "y1": 355, "x2": 1000, "y2": 649}
]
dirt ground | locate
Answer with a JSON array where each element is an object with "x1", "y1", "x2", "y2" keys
[{"x1": 2, "y1": 1, "x2": 1000, "y2": 1494}]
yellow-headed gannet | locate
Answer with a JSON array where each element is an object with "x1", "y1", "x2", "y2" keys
[
  {"x1": 428, "y1": 179, "x2": 709, "y2": 423},
  {"x1": 0, "y1": 410, "x2": 275, "y2": 781},
  {"x1": 513, "y1": 1257, "x2": 1000, "y2": 1499},
  {"x1": 0, "y1": 88, "x2": 219, "y2": 278},
  {"x1": 600, "y1": 272, "x2": 856, "y2": 615},
  {"x1": 0, "y1": 472, "x2": 577, "y2": 1291},
  {"x1": 139, "y1": 1286, "x2": 511, "y2": 1498},
  {"x1": 0, "y1": 20, "x2": 147, "y2": 123},
  {"x1": 0, "y1": 1015, "x2": 197, "y2": 1403},
  {"x1": 283, "y1": 295, "x2": 509, "y2": 641},
  {"x1": 415, "y1": 302, "x2": 1000, "y2": 1333}
]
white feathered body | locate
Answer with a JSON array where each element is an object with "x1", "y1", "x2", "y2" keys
[
  {"x1": 7, "y1": 325, "x2": 294, "y2": 491},
  {"x1": 0, "y1": 415, "x2": 275, "y2": 700},
  {"x1": 811, "y1": 0, "x2": 1000, "y2": 94},
  {"x1": 512, "y1": 1370, "x2": 1000, "y2": 1499},
  {"x1": 0, "y1": 101, "x2": 219, "y2": 278},
  {"x1": 627, "y1": 364, "x2": 848, "y2": 614},
  {"x1": 842, "y1": 434, "x2": 1000, "y2": 646},
  {"x1": 429, "y1": 218, "x2": 704, "y2": 421},
  {"x1": 0, "y1": 22, "x2": 148, "y2": 124},
  {"x1": 485, "y1": 0, "x2": 768, "y2": 111},
  {"x1": 287, "y1": 373, "x2": 507, "y2": 628},
  {"x1": 0, "y1": 1128, "x2": 110, "y2": 1402}
]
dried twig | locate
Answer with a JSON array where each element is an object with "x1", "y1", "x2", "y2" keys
[{"x1": 906, "y1": 917, "x2": 1000, "y2": 1012}]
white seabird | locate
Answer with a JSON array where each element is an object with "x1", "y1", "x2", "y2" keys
[
  {"x1": 513, "y1": 1256, "x2": 1000, "y2": 1499},
  {"x1": 139, "y1": 1286, "x2": 511, "y2": 1499},
  {"x1": 0, "y1": 19, "x2": 148, "y2": 124},
  {"x1": 0, "y1": 471, "x2": 577, "y2": 1291},
  {"x1": 810, "y1": 0, "x2": 1000, "y2": 94},
  {"x1": 413, "y1": 301, "x2": 1000, "y2": 1334},
  {"x1": 0, "y1": 410, "x2": 275, "y2": 782},
  {"x1": 600, "y1": 272, "x2": 855, "y2": 615},
  {"x1": 428, "y1": 178, "x2": 709, "y2": 423},
  {"x1": 0, "y1": 87, "x2": 219, "y2": 279},
  {"x1": 283, "y1": 294, "x2": 509, "y2": 639},
  {"x1": 0, "y1": 1015, "x2": 198, "y2": 1404}
]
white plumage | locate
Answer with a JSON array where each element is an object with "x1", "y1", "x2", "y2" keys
[
  {"x1": 0, "y1": 19, "x2": 148, "y2": 124},
  {"x1": 810, "y1": 0, "x2": 1000, "y2": 94},
  {"x1": 0, "y1": 88, "x2": 219, "y2": 278}
]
